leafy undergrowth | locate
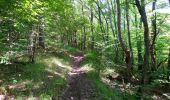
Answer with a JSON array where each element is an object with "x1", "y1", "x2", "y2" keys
[
  {"x1": 81, "y1": 51, "x2": 169, "y2": 100},
  {"x1": 0, "y1": 52, "x2": 71, "y2": 99},
  {"x1": 85, "y1": 67, "x2": 170, "y2": 100},
  {"x1": 86, "y1": 71, "x2": 138, "y2": 100}
]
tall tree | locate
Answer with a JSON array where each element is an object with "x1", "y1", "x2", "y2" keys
[
  {"x1": 90, "y1": 5, "x2": 95, "y2": 49},
  {"x1": 168, "y1": 48, "x2": 170, "y2": 81},
  {"x1": 110, "y1": 0, "x2": 119, "y2": 63},
  {"x1": 135, "y1": 0, "x2": 150, "y2": 84},
  {"x1": 125, "y1": 0, "x2": 134, "y2": 65},
  {"x1": 95, "y1": 0, "x2": 108, "y2": 42},
  {"x1": 81, "y1": 1, "x2": 86, "y2": 50},
  {"x1": 150, "y1": 0, "x2": 157, "y2": 71},
  {"x1": 117, "y1": 0, "x2": 132, "y2": 82}
]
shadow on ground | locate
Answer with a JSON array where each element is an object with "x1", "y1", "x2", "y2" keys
[{"x1": 0, "y1": 54, "x2": 71, "y2": 99}]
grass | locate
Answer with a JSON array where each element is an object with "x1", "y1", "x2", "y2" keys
[
  {"x1": 0, "y1": 52, "x2": 71, "y2": 98},
  {"x1": 83, "y1": 51, "x2": 139, "y2": 100},
  {"x1": 83, "y1": 50, "x2": 170, "y2": 100},
  {"x1": 87, "y1": 71, "x2": 140, "y2": 100}
]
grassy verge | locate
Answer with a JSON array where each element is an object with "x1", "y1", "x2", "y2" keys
[
  {"x1": 83, "y1": 51, "x2": 138, "y2": 100},
  {"x1": 87, "y1": 71, "x2": 138, "y2": 100},
  {"x1": 0, "y1": 52, "x2": 71, "y2": 99}
]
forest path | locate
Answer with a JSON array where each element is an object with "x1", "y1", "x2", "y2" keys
[{"x1": 62, "y1": 53, "x2": 96, "y2": 100}]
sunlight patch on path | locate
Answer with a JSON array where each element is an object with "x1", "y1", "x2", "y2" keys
[
  {"x1": 44, "y1": 57, "x2": 71, "y2": 69},
  {"x1": 44, "y1": 57, "x2": 71, "y2": 78},
  {"x1": 80, "y1": 64, "x2": 94, "y2": 72}
]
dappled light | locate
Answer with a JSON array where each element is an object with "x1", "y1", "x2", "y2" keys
[
  {"x1": 8, "y1": 80, "x2": 32, "y2": 90},
  {"x1": 80, "y1": 64, "x2": 94, "y2": 72},
  {"x1": 0, "y1": 0, "x2": 170, "y2": 99},
  {"x1": 44, "y1": 57, "x2": 71, "y2": 78},
  {"x1": 44, "y1": 57, "x2": 70, "y2": 69}
]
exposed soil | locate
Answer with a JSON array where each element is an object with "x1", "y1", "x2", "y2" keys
[{"x1": 62, "y1": 53, "x2": 96, "y2": 100}]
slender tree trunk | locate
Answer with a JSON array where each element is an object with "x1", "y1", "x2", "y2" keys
[
  {"x1": 107, "y1": 0, "x2": 115, "y2": 37},
  {"x1": 90, "y1": 6, "x2": 94, "y2": 49},
  {"x1": 98, "y1": 0, "x2": 109, "y2": 38},
  {"x1": 96, "y1": 0, "x2": 106, "y2": 42},
  {"x1": 96, "y1": 0, "x2": 104, "y2": 33},
  {"x1": 135, "y1": 0, "x2": 150, "y2": 84},
  {"x1": 74, "y1": 30, "x2": 77, "y2": 47},
  {"x1": 82, "y1": 3, "x2": 86, "y2": 50},
  {"x1": 136, "y1": 15, "x2": 143, "y2": 70},
  {"x1": 28, "y1": 28, "x2": 36, "y2": 63},
  {"x1": 98, "y1": 0, "x2": 109, "y2": 42},
  {"x1": 126, "y1": 0, "x2": 134, "y2": 65},
  {"x1": 105, "y1": 17, "x2": 109, "y2": 42},
  {"x1": 111, "y1": 0, "x2": 119, "y2": 63},
  {"x1": 107, "y1": 0, "x2": 117, "y2": 52},
  {"x1": 123, "y1": 9, "x2": 126, "y2": 35},
  {"x1": 167, "y1": 48, "x2": 170, "y2": 81},
  {"x1": 38, "y1": 15, "x2": 45, "y2": 49},
  {"x1": 117, "y1": 0, "x2": 132, "y2": 82},
  {"x1": 83, "y1": 26, "x2": 86, "y2": 50},
  {"x1": 70, "y1": 31, "x2": 73, "y2": 46},
  {"x1": 150, "y1": 0, "x2": 157, "y2": 71},
  {"x1": 80, "y1": 29, "x2": 83, "y2": 50}
]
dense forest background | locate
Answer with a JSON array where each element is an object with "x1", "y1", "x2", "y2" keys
[{"x1": 0, "y1": 0, "x2": 170, "y2": 99}]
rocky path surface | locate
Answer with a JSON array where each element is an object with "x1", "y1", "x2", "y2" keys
[{"x1": 62, "y1": 53, "x2": 96, "y2": 100}]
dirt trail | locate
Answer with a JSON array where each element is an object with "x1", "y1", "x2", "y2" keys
[{"x1": 62, "y1": 53, "x2": 96, "y2": 100}]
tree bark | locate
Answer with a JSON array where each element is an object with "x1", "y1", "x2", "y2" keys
[
  {"x1": 135, "y1": 0, "x2": 150, "y2": 84},
  {"x1": 82, "y1": 3, "x2": 86, "y2": 50},
  {"x1": 117, "y1": 0, "x2": 132, "y2": 82},
  {"x1": 83, "y1": 26, "x2": 86, "y2": 50},
  {"x1": 126, "y1": 0, "x2": 134, "y2": 65},
  {"x1": 90, "y1": 6, "x2": 94, "y2": 49},
  {"x1": 28, "y1": 29, "x2": 36, "y2": 63},
  {"x1": 107, "y1": 0, "x2": 117, "y2": 52},
  {"x1": 150, "y1": 0, "x2": 157, "y2": 71},
  {"x1": 38, "y1": 15, "x2": 45, "y2": 49},
  {"x1": 111, "y1": 0, "x2": 119, "y2": 63},
  {"x1": 167, "y1": 48, "x2": 170, "y2": 81},
  {"x1": 96, "y1": 0, "x2": 105, "y2": 34}
]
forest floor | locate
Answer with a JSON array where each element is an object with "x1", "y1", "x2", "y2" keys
[
  {"x1": 0, "y1": 49, "x2": 169, "y2": 100},
  {"x1": 62, "y1": 53, "x2": 97, "y2": 100}
]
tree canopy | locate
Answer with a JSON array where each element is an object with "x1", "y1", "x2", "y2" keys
[{"x1": 0, "y1": 0, "x2": 170, "y2": 99}]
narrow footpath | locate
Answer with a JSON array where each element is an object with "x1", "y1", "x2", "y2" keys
[{"x1": 62, "y1": 53, "x2": 96, "y2": 100}]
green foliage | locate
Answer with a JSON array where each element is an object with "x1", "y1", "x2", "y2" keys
[
  {"x1": 0, "y1": 53, "x2": 68, "y2": 98},
  {"x1": 87, "y1": 71, "x2": 137, "y2": 100},
  {"x1": 0, "y1": 0, "x2": 170, "y2": 99},
  {"x1": 0, "y1": 54, "x2": 10, "y2": 64}
]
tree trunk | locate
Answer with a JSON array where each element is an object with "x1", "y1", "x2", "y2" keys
[
  {"x1": 111, "y1": 0, "x2": 119, "y2": 63},
  {"x1": 137, "y1": 39, "x2": 143, "y2": 71},
  {"x1": 135, "y1": 0, "x2": 150, "y2": 84},
  {"x1": 90, "y1": 6, "x2": 95, "y2": 49},
  {"x1": 117, "y1": 0, "x2": 132, "y2": 82},
  {"x1": 38, "y1": 15, "x2": 45, "y2": 49},
  {"x1": 135, "y1": 13, "x2": 143, "y2": 70},
  {"x1": 83, "y1": 26, "x2": 86, "y2": 50},
  {"x1": 28, "y1": 30, "x2": 36, "y2": 63},
  {"x1": 82, "y1": 5, "x2": 86, "y2": 50},
  {"x1": 74, "y1": 30, "x2": 77, "y2": 47},
  {"x1": 38, "y1": 28, "x2": 45, "y2": 49},
  {"x1": 96, "y1": 0, "x2": 106, "y2": 42},
  {"x1": 167, "y1": 48, "x2": 170, "y2": 81},
  {"x1": 126, "y1": 0, "x2": 134, "y2": 65},
  {"x1": 150, "y1": 0, "x2": 157, "y2": 71}
]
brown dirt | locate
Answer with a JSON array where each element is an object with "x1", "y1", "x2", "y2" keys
[{"x1": 62, "y1": 53, "x2": 96, "y2": 100}]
